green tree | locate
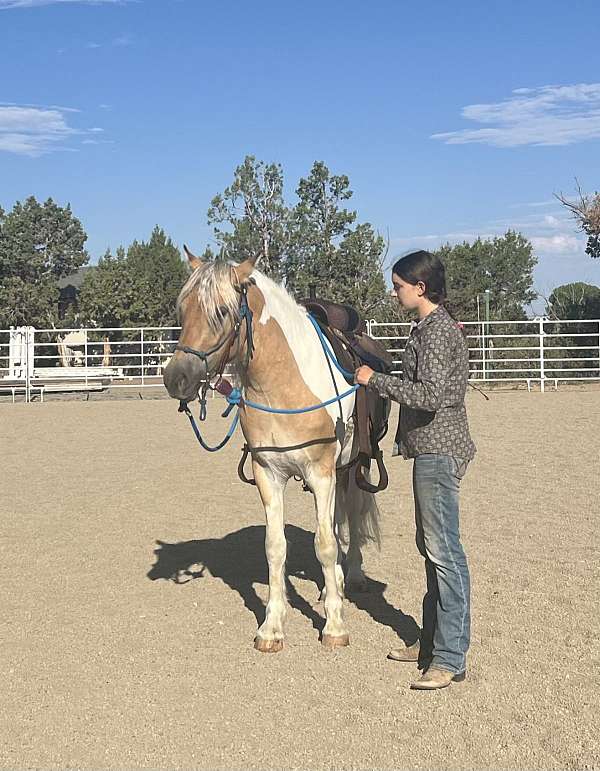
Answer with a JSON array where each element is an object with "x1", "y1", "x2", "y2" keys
[
  {"x1": 435, "y1": 230, "x2": 537, "y2": 321},
  {"x1": 546, "y1": 282, "x2": 600, "y2": 320},
  {"x1": 207, "y1": 157, "x2": 388, "y2": 320},
  {"x1": 546, "y1": 282, "x2": 600, "y2": 377},
  {"x1": 558, "y1": 188, "x2": 600, "y2": 260},
  {"x1": 75, "y1": 248, "x2": 134, "y2": 328},
  {"x1": 208, "y1": 155, "x2": 288, "y2": 280},
  {"x1": 77, "y1": 227, "x2": 188, "y2": 328},
  {"x1": 286, "y1": 161, "x2": 388, "y2": 319},
  {"x1": 0, "y1": 196, "x2": 88, "y2": 327}
]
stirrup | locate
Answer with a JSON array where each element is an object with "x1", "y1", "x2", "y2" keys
[{"x1": 355, "y1": 450, "x2": 388, "y2": 494}]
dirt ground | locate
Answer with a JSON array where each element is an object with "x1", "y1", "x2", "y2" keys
[{"x1": 1, "y1": 390, "x2": 599, "y2": 771}]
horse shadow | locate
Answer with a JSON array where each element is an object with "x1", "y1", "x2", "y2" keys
[{"x1": 147, "y1": 524, "x2": 419, "y2": 643}]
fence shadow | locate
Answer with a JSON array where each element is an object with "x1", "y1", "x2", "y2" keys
[{"x1": 147, "y1": 524, "x2": 419, "y2": 643}]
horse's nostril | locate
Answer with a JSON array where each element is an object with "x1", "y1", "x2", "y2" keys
[{"x1": 163, "y1": 358, "x2": 200, "y2": 401}]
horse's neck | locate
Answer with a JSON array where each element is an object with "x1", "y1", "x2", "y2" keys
[{"x1": 238, "y1": 276, "x2": 310, "y2": 397}]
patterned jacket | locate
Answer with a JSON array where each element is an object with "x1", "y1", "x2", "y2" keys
[{"x1": 368, "y1": 305, "x2": 476, "y2": 461}]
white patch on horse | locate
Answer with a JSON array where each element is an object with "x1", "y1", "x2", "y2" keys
[{"x1": 252, "y1": 272, "x2": 355, "y2": 430}]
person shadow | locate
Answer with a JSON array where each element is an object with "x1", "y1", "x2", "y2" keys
[{"x1": 147, "y1": 524, "x2": 419, "y2": 643}]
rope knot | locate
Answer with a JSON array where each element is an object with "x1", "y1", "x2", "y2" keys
[{"x1": 226, "y1": 387, "x2": 243, "y2": 406}]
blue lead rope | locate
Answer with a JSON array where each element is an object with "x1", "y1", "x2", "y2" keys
[
  {"x1": 306, "y1": 313, "x2": 356, "y2": 380},
  {"x1": 226, "y1": 383, "x2": 359, "y2": 415},
  {"x1": 181, "y1": 313, "x2": 359, "y2": 450},
  {"x1": 180, "y1": 402, "x2": 241, "y2": 452}
]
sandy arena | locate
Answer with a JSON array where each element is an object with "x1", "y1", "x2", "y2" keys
[{"x1": 1, "y1": 390, "x2": 599, "y2": 770}]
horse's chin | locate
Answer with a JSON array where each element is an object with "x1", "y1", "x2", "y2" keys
[
  {"x1": 163, "y1": 379, "x2": 200, "y2": 404},
  {"x1": 163, "y1": 357, "x2": 204, "y2": 402}
]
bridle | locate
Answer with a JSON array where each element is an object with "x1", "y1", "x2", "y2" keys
[{"x1": 175, "y1": 284, "x2": 255, "y2": 419}]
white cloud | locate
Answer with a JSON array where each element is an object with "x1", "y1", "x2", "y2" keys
[
  {"x1": 432, "y1": 84, "x2": 600, "y2": 147},
  {"x1": 510, "y1": 200, "x2": 556, "y2": 209},
  {"x1": 0, "y1": 0, "x2": 128, "y2": 8},
  {"x1": 0, "y1": 104, "x2": 105, "y2": 156},
  {"x1": 530, "y1": 234, "x2": 585, "y2": 255},
  {"x1": 0, "y1": 100, "x2": 79, "y2": 112},
  {"x1": 391, "y1": 213, "x2": 587, "y2": 261}
]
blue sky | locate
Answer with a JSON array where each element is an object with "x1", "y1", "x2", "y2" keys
[{"x1": 1, "y1": 0, "x2": 600, "y2": 312}]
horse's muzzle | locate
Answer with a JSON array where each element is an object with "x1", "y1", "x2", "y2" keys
[{"x1": 163, "y1": 353, "x2": 205, "y2": 402}]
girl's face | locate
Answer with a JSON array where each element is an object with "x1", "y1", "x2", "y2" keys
[{"x1": 392, "y1": 272, "x2": 426, "y2": 311}]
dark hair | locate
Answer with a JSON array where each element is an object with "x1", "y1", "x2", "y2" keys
[{"x1": 392, "y1": 250, "x2": 446, "y2": 304}]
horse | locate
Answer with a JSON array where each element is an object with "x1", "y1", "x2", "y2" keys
[{"x1": 163, "y1": 249, "x2": 383, "y2": 652}]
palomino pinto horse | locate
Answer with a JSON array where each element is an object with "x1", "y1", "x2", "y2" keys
[{"x1": 164, "y1": 249, "x2": 382, "y2": 652}]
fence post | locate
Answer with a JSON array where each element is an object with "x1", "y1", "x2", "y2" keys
[
  {"x1": 84, "y1": 330, "x2": 88, "y2": 388},
  {"x1": 598, "y1": 320, "x2": 600, "y2": 379},
  {"x1": 25, "y1": 326, "x2": 31, "y2": 404},
  {"x1": 141, "y1": 328, "x2": 145, "y2": 386},
  {"x1": 481, "y1": 320, "x2": 486, "y2": 381},
  {"x1": 539, "y1": 318, "x2": 545, "y2": 393}
]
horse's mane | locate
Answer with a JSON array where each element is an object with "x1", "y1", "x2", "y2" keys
[{"x1": 177, "y1": 260, "x2": 301, "y2": 331}]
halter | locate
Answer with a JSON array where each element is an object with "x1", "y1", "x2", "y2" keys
[
  {"x1": 175, "y1": 285, "x2": 254, "y2": 370},
  {"x1": 175, "y1": 286, "x2": 254, "y2": 422}
]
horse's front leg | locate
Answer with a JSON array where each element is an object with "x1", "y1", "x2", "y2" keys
[
  {"x1": 310, "y1": 470, "x2": 349, "y2": 649},
  {"x1": 252, "y1": 462, "x2": 287, "y2": 653}
]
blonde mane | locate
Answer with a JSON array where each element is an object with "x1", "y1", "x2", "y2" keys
[{"x1": 177, "y1": 260, "x2": 302, "y2": 331}]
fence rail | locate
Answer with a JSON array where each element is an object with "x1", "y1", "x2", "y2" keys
[
  {"x1": 369, "y1": 317, "x2": 600, "y2": 392},
  {"x1": 1, "y1": 318, "x2": 600, "y2": 402}
]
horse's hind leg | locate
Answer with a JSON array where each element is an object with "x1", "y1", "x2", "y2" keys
[
  {"x1": 310, "y1": 471, "x2": 349, "y2": 649},
  {"x1": 253, "y1": 463, "x2": 287, "y2": 653}
]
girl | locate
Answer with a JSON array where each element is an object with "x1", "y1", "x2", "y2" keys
[{"x1": 355, "y1": 250, "x2": 476, "y2": 691}]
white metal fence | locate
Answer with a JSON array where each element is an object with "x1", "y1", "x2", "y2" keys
[
  {"x1": 370, "y1": 317, "x2": 600, "y2": 392},
  {"x1": 0, "y1": 326, "x2": 179, "y2": 402},
  {"x1": 1, "y1": 318, "x2": 599, "y2": 402}
]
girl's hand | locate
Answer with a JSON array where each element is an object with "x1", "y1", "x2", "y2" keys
[{"x1": 354, "y1": 365, "x2": 374, "y2": 386}]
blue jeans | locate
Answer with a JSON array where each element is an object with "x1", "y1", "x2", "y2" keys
[{"x1": 413, "y1": 454, "x2": 470, "y2": 675}]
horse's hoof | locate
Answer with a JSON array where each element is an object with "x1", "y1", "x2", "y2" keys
[
  {"x1": 321, "y1": 633, "x2": 350, "y2": 649},
  {"x1": 254, "y1": 636, "x2": 284, "y2": 653}
]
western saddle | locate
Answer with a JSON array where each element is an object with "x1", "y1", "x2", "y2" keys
[{"x1": 300, "y1": 297, "x2": 393, "y2": 494}]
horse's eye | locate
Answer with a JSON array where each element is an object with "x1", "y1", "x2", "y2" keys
[{"x1": 218, "y1": 305, "x2": 229, "y2": 317}]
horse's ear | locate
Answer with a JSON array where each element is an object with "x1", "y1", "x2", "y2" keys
[
  {"x1": 233, "y1": 254, "x2": 259, "y2": 285},
  {"x1": 184, "y1": 244, "x2": 203, "y2": 271}
]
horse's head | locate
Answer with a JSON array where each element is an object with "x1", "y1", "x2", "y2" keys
[{"x1": 163, "y1": 246, "x2": 257, "y2": 402}]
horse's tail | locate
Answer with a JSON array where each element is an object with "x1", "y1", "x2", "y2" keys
[{"x1": 335, "y1": 463, "x2": 381, "y2": 550}]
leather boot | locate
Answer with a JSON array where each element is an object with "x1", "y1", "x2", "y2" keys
[
  {"x1": 387, "y1": 641, "x2": 420, "y2": 662},
  {"x1": 410, "y1": 667, "x2": 466, "y2": 690}
]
